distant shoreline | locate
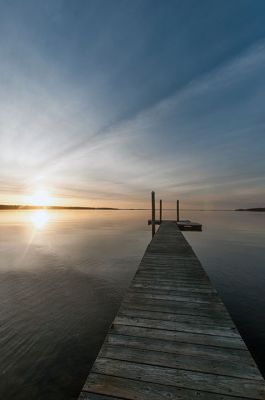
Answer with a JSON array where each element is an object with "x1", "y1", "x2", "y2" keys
[
  {"x1": 0, "y1": 205, "x2": 151, "y2": 211},
  {"x1": 1, "y1": 205, "x2": 264, "y2": 212},
  {"x1": 0, "y1": 205, "x2": 119, "y2": 210},
  {"x1": 235, "y1": 208, "x2": 265, "y2": 212}
]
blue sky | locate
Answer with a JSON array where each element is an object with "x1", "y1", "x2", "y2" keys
[{"x1": 0, "y1": 0, "x2": 265, "y2": 208}]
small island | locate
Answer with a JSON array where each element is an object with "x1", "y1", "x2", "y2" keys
[{"x1": 235, "y1": 208, "x2": 265, "y2": 212}]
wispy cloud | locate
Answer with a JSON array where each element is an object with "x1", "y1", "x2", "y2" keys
[{"x1": 0, "y1": 1, "x2": 265, "y2": 208}]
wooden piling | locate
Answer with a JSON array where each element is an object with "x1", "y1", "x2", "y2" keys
[
  {"x1": 177, "y1": 199, "x2": 180, "y2": 222},
  {"x1": 159, "y1": 200, "x2": 162, "y2": 223},
  {"x1": 151, "y1": 191, "x2": 155, "y2": 237}
]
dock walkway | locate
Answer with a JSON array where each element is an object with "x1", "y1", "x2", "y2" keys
[{"x1": 79, "y1": 221, "x2": 265, "y2": 399}]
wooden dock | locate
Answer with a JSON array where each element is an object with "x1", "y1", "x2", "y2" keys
[
  {"x1": 148, "y1": 219, "x2": 202, "y2": 231},
  {"x1": 79, "y1": 221, "x2": 265, "y2": 400}
]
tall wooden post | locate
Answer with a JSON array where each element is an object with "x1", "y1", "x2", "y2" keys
[
  {"x1": 159, "y1": 199, "x2": 162, "y2": 223},
  {"x1": 151, "y1": 191, "x2": 156, "y2": 237},
  {"x1": 177, "y1": 200, "x2": 180, "y2": 222}
]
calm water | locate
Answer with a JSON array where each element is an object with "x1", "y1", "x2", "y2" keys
[{"x1": 0, "y1": 209, "x2": 264, "y2": 399}]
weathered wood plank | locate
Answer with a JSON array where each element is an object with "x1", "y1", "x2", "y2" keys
[
  {"x1": 135, "y1": 273, "x2": 209, "y2": 282},
  {"x1": 132, "y1": 281, "x2": 216, "y2": 293},
  {"x1": 107, "y1": 334, "x2": 251, "y2": 362},
  {"x1": 92, "y1": 358, "x2": 265, "y2": 399},
  {"x1": 122, "y1": 298, "x2": 231, "y2": 319},
  {"x1": 134, "y1": 273, "x2": 210, "y2": 281},
  {"x1": 83, "y1": 373, "x2": 255, "y2": 400},
  {"x1": 125, "y1": 290, "x2": 222, "y2": 304},
  {"x1": 136, "y1": 268, "x2": 207, "y2": 276},
  {"x1": 99, "y1": 344, "x2": 261, "y2": 380},
  {"x1": 133, "y1": 281, "x2": 212, "y2": 291},
  {"x1": 129, "y1": 286, "x2": 217, "y2": 298},
  {"x1": 114, "y1": 315, "x2": 239, "y2": 338},
  {"x1": 134, "y1": 276, "x2": 211, "y2": 287},
  {"x1": 79, "y1": 392, "x2": 124, "y2": 400},
  {"x1": 110, "y1": 324, "x2": 246, "y2": 350},
  {"x1": 135, "y1": 274, "x2": 210, "y2": 283},
  {"x1": 119, "y1": 304, "x2": 233, "y2": 326}
]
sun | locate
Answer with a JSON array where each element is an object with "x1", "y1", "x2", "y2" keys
[{"x1": 29, "y1": 188, "x2": 51, "y2": 206}]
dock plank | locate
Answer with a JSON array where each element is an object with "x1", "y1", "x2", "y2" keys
[
  {"x1": 121, "y1": 298, "x2": 231, "y2": 319},
  {"x1": 79, "y1": 221, "x2": 265, "y2": 399},
  {"x1": 92, "y1": 358, "x2": 265, "y2": 398},
  {"x1": 110, "y1": 324, "x2": 246, "y2": 349},
  {"x1": 107, "y1": 334, "x2": 251, "y2": 361},
  {"x1": 114, "y1": 315, "x2": 239, "y2": 338},
  {"x1": 83, "y1": 373, "x2": 260, "y2": 400},
  {"x1": 99, "y1": 344, "x2": 261, "y2": 380},
  {"x1": 119, "y1": 304, "x2": 234, "y2": 327}
]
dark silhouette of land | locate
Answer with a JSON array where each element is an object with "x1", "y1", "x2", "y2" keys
[
  {"x1": 0, "y1": 205, "x2": 149, "y2": 211},
  {"x1": 0, "y1": 205, "x2": 118, "y2": 210},
  {"x1": 235, "y1": 208, "x2": 265, "y2": 212},
  {"x1": 2, "y1": 205, "x2": 264, "y2": 212}
]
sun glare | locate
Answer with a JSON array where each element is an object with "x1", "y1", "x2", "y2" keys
[
  {"x1": 30, "y1": 210, "x2": 49, "y2": 229},
  {"x1": 29, "y1": 188, "x2": 51, "y2": 206}
]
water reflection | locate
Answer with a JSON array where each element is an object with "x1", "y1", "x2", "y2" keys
[
  {"x1": 0, "y1": 210, "x2": 264, "y2": 399},
  {"x1": 30, "y1": 210, "x2": 49, "y2": 229},
  {"x1": 0, "y1": 210, "x2": 150, "y2": 400}
]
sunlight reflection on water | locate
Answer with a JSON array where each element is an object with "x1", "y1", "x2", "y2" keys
[{"x1": 30, "y1": 210, "x2": 50, "y2": 229}]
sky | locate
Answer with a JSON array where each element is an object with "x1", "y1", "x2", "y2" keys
[{"x1": 0, "y1": 0, "x2": 265, "y2": 209}]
